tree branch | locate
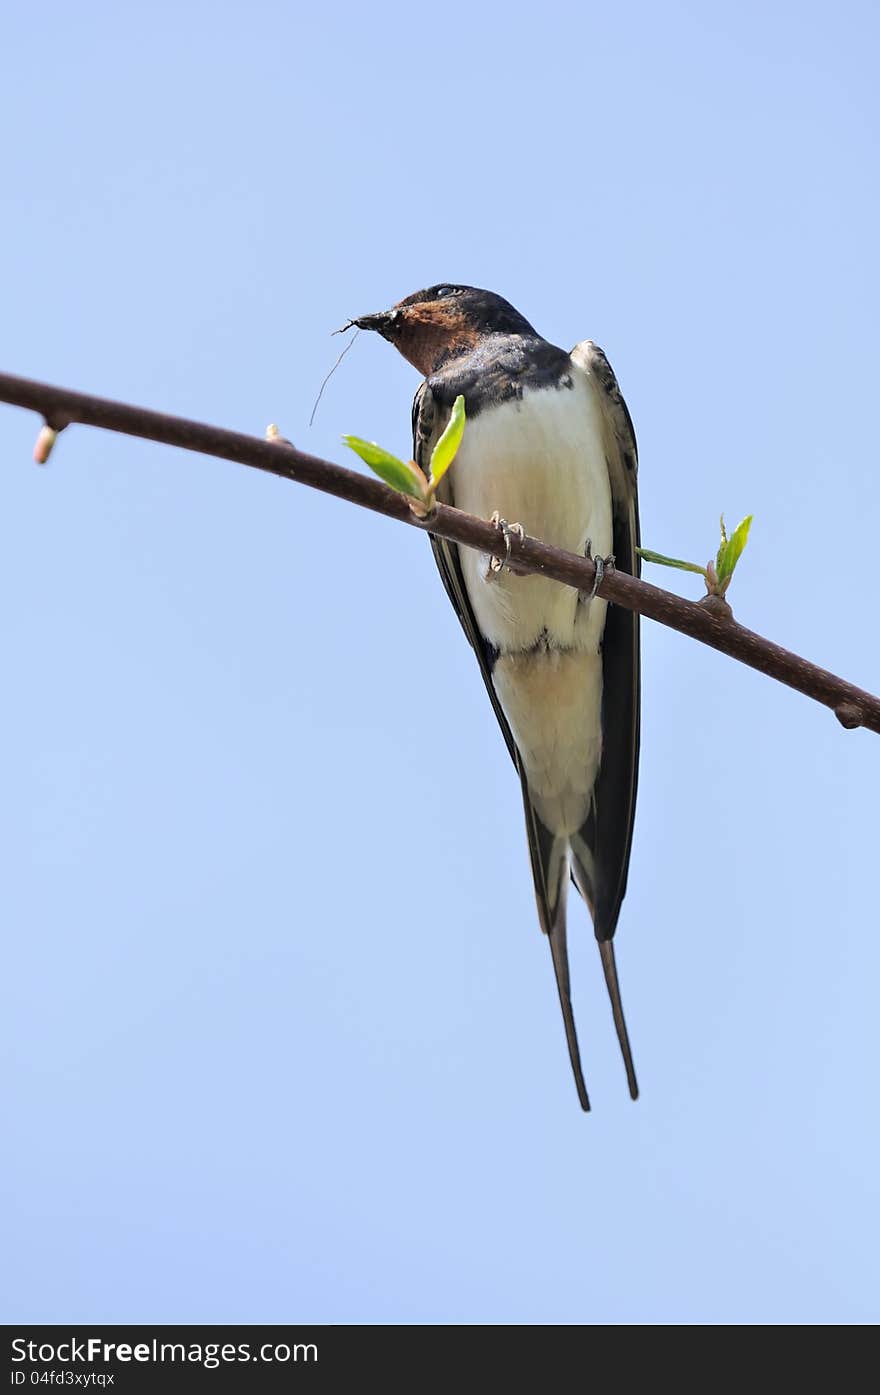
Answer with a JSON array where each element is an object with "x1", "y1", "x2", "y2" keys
[{"x1": 1, "y1": 368, "x2": 878, "y2": 735}]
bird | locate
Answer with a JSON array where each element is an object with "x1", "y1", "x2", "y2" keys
[{"x1": 353, "y1": 284, "x2": 641, "y2": 1110}]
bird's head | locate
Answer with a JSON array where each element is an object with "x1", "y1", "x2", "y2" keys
[{"x1": 351, "y1": 284, "x2": 537, "y2": 376}]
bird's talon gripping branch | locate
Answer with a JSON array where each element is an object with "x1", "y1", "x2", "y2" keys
[
  {"x1": 582, "y1": 539, "x2": 615, "y2": 600},
  {"x1": 590, "y1": 555, "x2": 605, "y2": 598},
  {"x1": 487, "y1": 511, "x2": 525, "y2": 579}
]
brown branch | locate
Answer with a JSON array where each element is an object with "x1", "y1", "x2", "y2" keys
[{"x1": 1, "y1": 368, "x2": 878, "y2": 736}]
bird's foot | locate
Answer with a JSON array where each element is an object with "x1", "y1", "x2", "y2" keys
[
  {"x1": 486, "y1": 512, "x2": 525, "y2": 580},
  {"x1": 581, "y1": 539, "x2": 615, "y2": 601}
]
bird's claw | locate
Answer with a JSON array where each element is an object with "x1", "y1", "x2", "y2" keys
[
  {"x1": 486, "y1": 511, "x2": 525, "y2": 579},
  {"x1": 582, "y1": 539, "x2": 615, "y2": 601}
]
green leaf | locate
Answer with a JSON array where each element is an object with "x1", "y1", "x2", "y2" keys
[
  {"x1": 637, "y1": 547, "x2": 708, "y2": 576},
  {"x1": 430, "y1": 394, "x2": 466, "y2": 487},
  {"x1": 716, "y1": 514, "x2": 753, "y2": 584},
  {"x1": 342, "y1": 435, "x2": 426, "y2": 501},
  {"x1": 716, "y1": 514, "x2": 728, "y2": 576}
]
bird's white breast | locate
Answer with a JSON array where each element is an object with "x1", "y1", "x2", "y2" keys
[
  {"x1": 451, "y1": 368, "x2": 613, "y2": 836},
  {"x1": 452, "y1": 371, "x2": 612, "y2": 654}
]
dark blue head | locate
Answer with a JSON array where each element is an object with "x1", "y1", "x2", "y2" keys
[{"x1": 354, "y1": 284, "x2": 539, "y2": 375}]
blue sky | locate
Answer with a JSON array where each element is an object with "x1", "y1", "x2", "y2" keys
[{"x1": 2, "y1": 1, "x2": 878, "y2": 1323}]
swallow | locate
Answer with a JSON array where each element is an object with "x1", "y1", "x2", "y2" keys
[{"x1": 354, "y1": 284, "x2": 640, "y2": 1110}]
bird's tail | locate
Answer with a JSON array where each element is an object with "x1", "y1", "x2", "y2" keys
[
  {"x1": 597, "y1": 939, "x2": 639, "y2": 1100},
  {"x1": 517, "y1": 761, "x2": 590, "y2": 1111},
  {"x1": 546, "y1": 871, "x2": 591, "y2": 1112},
  {"x1": 569, "y1": 838, "x2": 638, "y2": 1100}
]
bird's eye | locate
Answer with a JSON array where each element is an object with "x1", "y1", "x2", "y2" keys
[{"x1": 434, "y1": 285, "x2": 459, "y2": 299}]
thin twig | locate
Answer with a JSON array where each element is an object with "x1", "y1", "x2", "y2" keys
[{"x1": 1, "y1": 369, "x2": 878, "y2": 735}]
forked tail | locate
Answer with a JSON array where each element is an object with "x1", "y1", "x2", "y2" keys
[
  {"x1": 546, "y1": 877, "x2": 591, "y2": 1112},
  {"x1": 598, "y1": 938, "x2": 639, "y2": 1100}
]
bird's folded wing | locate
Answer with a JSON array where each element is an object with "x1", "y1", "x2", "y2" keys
[{"x1": 568, "y1": 340, "x2": 641, "y2": 941}]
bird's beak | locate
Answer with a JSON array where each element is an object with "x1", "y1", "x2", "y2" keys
[{"x1": 351, "y1": 307, "x2": 400, "y2": 338}]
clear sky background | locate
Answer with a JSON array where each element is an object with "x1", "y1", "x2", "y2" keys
[{"x1": 2, "y1": 1, "x2": 878, "y2": 1325}]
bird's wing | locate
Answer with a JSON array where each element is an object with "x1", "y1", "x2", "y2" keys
[
  {"x1": 414, "y1": 379, "x2": 591, "y2": 1110},
  {"x1": 568, "y1": 339, "x2": 641, "y2": 1098},
  {"x1": 568, "y1": 340, "x2": 641, "y2": 939}
]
